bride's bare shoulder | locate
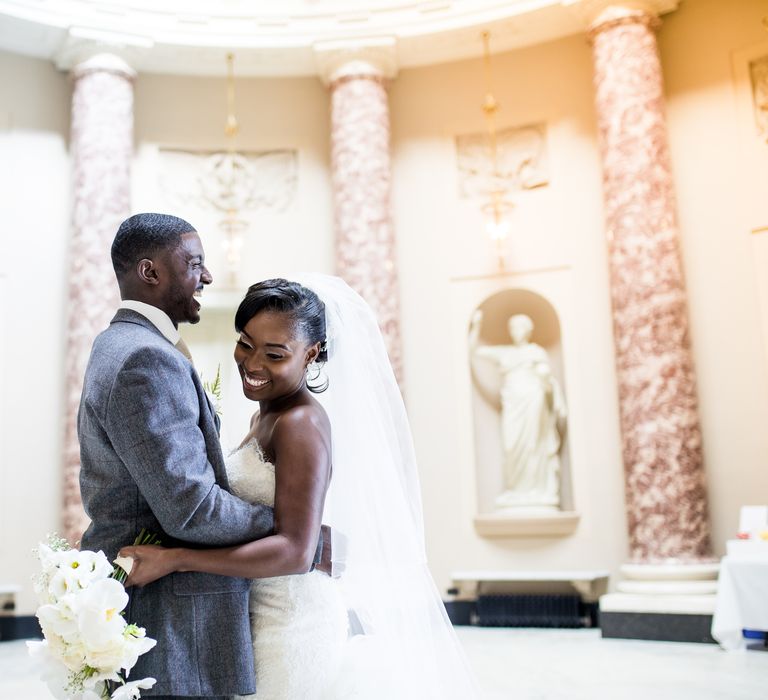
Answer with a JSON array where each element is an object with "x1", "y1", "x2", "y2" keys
[{"x1": 273, "y1": 400, "x2": 331, "y2": 442}]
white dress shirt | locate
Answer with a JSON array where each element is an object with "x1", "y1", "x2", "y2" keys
[{"x1": 119, "y1": 300, "x2": 180, "y2": 345}]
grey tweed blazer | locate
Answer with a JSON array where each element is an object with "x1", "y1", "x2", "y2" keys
[{"x1": 78, "y1": 309, "x2": 273, "y2": 697}]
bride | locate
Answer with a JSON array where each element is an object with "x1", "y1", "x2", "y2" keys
[{"x1": 118, "y1": 275, "x2": 478, "y2": 699}]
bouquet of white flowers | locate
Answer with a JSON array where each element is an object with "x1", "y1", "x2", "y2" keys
[{"x1": 27, "y1": 533, "x2": 158, "y2": 700}]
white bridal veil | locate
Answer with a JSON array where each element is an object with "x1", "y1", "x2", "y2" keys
[{"x1": 299, "y1": 274, "x2": 478, "y2": 699}]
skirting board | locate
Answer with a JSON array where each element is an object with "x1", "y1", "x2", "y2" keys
[{"x1": 600, "y1": 611, "x2": 715, "y2": 644}]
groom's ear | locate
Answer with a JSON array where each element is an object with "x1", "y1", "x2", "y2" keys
[{"x1": 136, "y1": 259, "x2": 160, "y2": 286}]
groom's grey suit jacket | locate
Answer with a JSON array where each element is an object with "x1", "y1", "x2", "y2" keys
[{"x1": 78, "y1": 309, "x2": 272, "y2": 697}]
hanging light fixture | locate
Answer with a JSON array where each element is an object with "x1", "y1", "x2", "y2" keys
[
  {"x1": 218, "y1": 52, "x2": 249, "y2": 288},
  {"x1": 199, "y1": 52, "x2": 252, "y2": 288},
  {"x1": 479, "y1": 30, "x2": 514, "y2": 270}
]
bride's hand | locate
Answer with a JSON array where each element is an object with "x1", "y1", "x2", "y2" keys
[{"x1": 117, "y1": 545, "x2": 178, "y2": 588}]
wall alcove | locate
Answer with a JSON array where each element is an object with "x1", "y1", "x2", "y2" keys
[{"x1": 469, "y1": 287, "x2": 579, "y2": 537}]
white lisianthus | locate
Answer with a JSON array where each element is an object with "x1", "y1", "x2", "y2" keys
[
  {"x1": 48, "y1": 550, "x2": 114, "y2": 601},
  {"x1": 49, "y1": 568, "x2": 81, "y2": 602},
  {"x1": 111, "y1": 678, "x2": 157, "y2": 699}
]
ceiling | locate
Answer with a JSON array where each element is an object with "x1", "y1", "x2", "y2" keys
[{"x1": 0, "y1": 1, "x2": 679, "y2": 76}]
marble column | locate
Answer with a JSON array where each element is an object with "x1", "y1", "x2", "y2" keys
[
  {"x1": 588, "y1": 4, "x2": 711, "y2": 562},
  {"x1": 63, "y1": 54, "x2": 134, "y2": 544},
  {"x1": 317, "y1": 41, "x2": 404, "y2": 384}
]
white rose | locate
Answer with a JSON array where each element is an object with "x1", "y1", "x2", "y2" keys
[
  {"x1": 85, "y1": 637, "x2": 131, "y2": 674},
  {"x1": 38, "y1": 597, "x2": 79, "y2": 645}
]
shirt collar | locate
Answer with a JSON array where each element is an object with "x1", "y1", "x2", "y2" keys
[{"x1": 119, "y1": 300, "x2": 180, "y2": 345}]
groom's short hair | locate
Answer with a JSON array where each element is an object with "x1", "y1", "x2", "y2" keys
[{"x1": 111, "y1": 213, "x2": 196, "y2": 277}]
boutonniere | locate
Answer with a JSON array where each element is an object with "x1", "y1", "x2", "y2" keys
[{"x1": 202, "y1": 365, "x2": 223, "y2": 417}]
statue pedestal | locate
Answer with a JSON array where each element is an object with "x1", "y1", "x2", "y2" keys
[
  {"x1": 600, "y1": 562, "x2": 720, "y2": 643},
  {"x1": 474, "y1": 509, "x2": 580, "y2": 537}
]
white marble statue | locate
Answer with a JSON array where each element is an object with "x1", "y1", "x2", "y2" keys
[{"x1": 469, "y1": 310, "x2": 567, "y2": 509}]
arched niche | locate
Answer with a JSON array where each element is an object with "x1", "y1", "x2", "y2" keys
[{"x1": 469, "y1": 287, "x2": 579, "y2": 536}]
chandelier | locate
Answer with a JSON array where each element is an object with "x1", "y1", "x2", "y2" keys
[{"x1": 479, "y1": 30, "x2": 514, "y2": 270}]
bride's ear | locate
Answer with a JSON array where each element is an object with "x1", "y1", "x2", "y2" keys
[{"x1": 305, "y1": 343, "x2": 321, "y2": 366}]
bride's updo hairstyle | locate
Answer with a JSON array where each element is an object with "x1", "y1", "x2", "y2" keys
[{"x1": 235, "y1": 278, "x2": 329, "y2": 393}]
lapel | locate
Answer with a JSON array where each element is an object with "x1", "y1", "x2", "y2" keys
[
  {"x1": 202, "y1": 391, "x2": 222, "y2": 436},
  {"x1": 112, "y1": 308, "x2": 220, "y2": 434}
]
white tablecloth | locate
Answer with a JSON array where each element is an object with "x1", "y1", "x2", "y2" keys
[{"x1": 711, "y1": 555, "x2": 768, "y2": 650}]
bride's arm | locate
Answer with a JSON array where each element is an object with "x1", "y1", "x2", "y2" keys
[{"x1": 120, "y1": 408, "x2": 331, "y2": 586}]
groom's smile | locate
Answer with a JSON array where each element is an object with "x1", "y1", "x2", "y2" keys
[{"x1": 160, "y1": 231, "x2": 212, "y2": 326}]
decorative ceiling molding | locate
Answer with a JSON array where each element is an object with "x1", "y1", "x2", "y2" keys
[
  {"x1": 0, "y1": 0, "x2": 682, "y2": 76},
  {"x1": 314, "y1": 36, "x2": 398, "y2": 84}
]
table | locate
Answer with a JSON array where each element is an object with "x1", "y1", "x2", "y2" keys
[{"x1": 711, "y1": 556, "x2": 768, "y2": 650}]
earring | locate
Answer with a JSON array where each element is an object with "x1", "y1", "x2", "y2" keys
[{"x1": 305, "y1": 361, "x2": 328, "y2": 392}]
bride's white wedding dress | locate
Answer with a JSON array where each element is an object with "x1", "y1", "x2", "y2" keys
[
  {"x1": 226, "y1": 440, "x2": 350, "y2": 700},
  {"x1": 222, "y1": 275, "x2": 478, "y2": 700}
]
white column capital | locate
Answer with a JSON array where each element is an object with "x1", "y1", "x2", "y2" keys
[
  {"x1": 562, "y1": 0, "x2": 679, "y2": 32},
  {"x1": 55, "y1": 25, "x2": 150, "y2": 76},
  {"x1": 71, "y1": 53, "x2": 136, "y2": 82},
  {"x1": 314, "y1": 36, "x2": 398, "y2": 86}
]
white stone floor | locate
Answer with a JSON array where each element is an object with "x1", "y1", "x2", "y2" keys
[{"x1": 1, "y1": 628, "x2": 767, "y2": 699}]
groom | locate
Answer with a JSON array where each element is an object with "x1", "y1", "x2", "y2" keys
[{"x1": 78, "y1": 213, "x2": 321, "y2": 699}]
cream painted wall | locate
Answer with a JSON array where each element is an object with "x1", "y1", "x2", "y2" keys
[
  {"x1": 391, "y1": 0, "x2": 768, "y2": 595},
  {"x1": 0, "y1": 51, "x2": 70, "y2": 614},
  {"x1": 660, "y1": 0, "x2": 768, "y2": 554},
  {"x1": 390, "y1": 34, "x2": 629, "y2": 593},
  {"x1": 130, "y1": 71, "x2": 335, "y2": 449},
  {"x1": 131, "y1": 71, "x2": 334, "y2": 284}
]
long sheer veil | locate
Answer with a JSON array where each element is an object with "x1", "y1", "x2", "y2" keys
[{"x1": 297, "y1": 274, "x2": 478, "y2": 699}]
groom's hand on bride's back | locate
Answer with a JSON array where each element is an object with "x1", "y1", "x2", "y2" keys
[{"x1": 315, "y1": 523, "x2": 333, "y2": 575}]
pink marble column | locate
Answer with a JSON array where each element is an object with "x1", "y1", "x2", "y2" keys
[
  {"x1": 589, "y1": 6, "x2": 711, "y2": 562},
  {"x1": 324, "y1": 53, "x2": 404, "y2": 384},
  {"x1": 63, "y1": 54, "x2": 134, "y2": 544}
]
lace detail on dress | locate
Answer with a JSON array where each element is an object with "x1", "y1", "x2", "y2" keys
[{"x1": 226, "y1": 440, "x2": 275, "y2": 508}]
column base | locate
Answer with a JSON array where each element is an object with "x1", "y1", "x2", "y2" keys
[{"x1": 599, "y1": 562, "x2": 719, "y2": 643}]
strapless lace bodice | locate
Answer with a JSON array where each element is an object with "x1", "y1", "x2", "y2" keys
[{"x1": 226, "y1": 440, "x2": 276, "y2": 507}]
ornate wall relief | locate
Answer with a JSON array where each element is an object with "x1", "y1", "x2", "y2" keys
[
  {"x1": 455, "y1": 123, "x2": 549, "y2": 199},
  {"x1": 155, "y1": 147, "x2": 298, "y2": 287},
  {"x1": 750, "y1": 54, "x2": 768, "y2": 142},
  {"x1": 158, "y1": 147, "x2": 298, "y2": 213}
]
